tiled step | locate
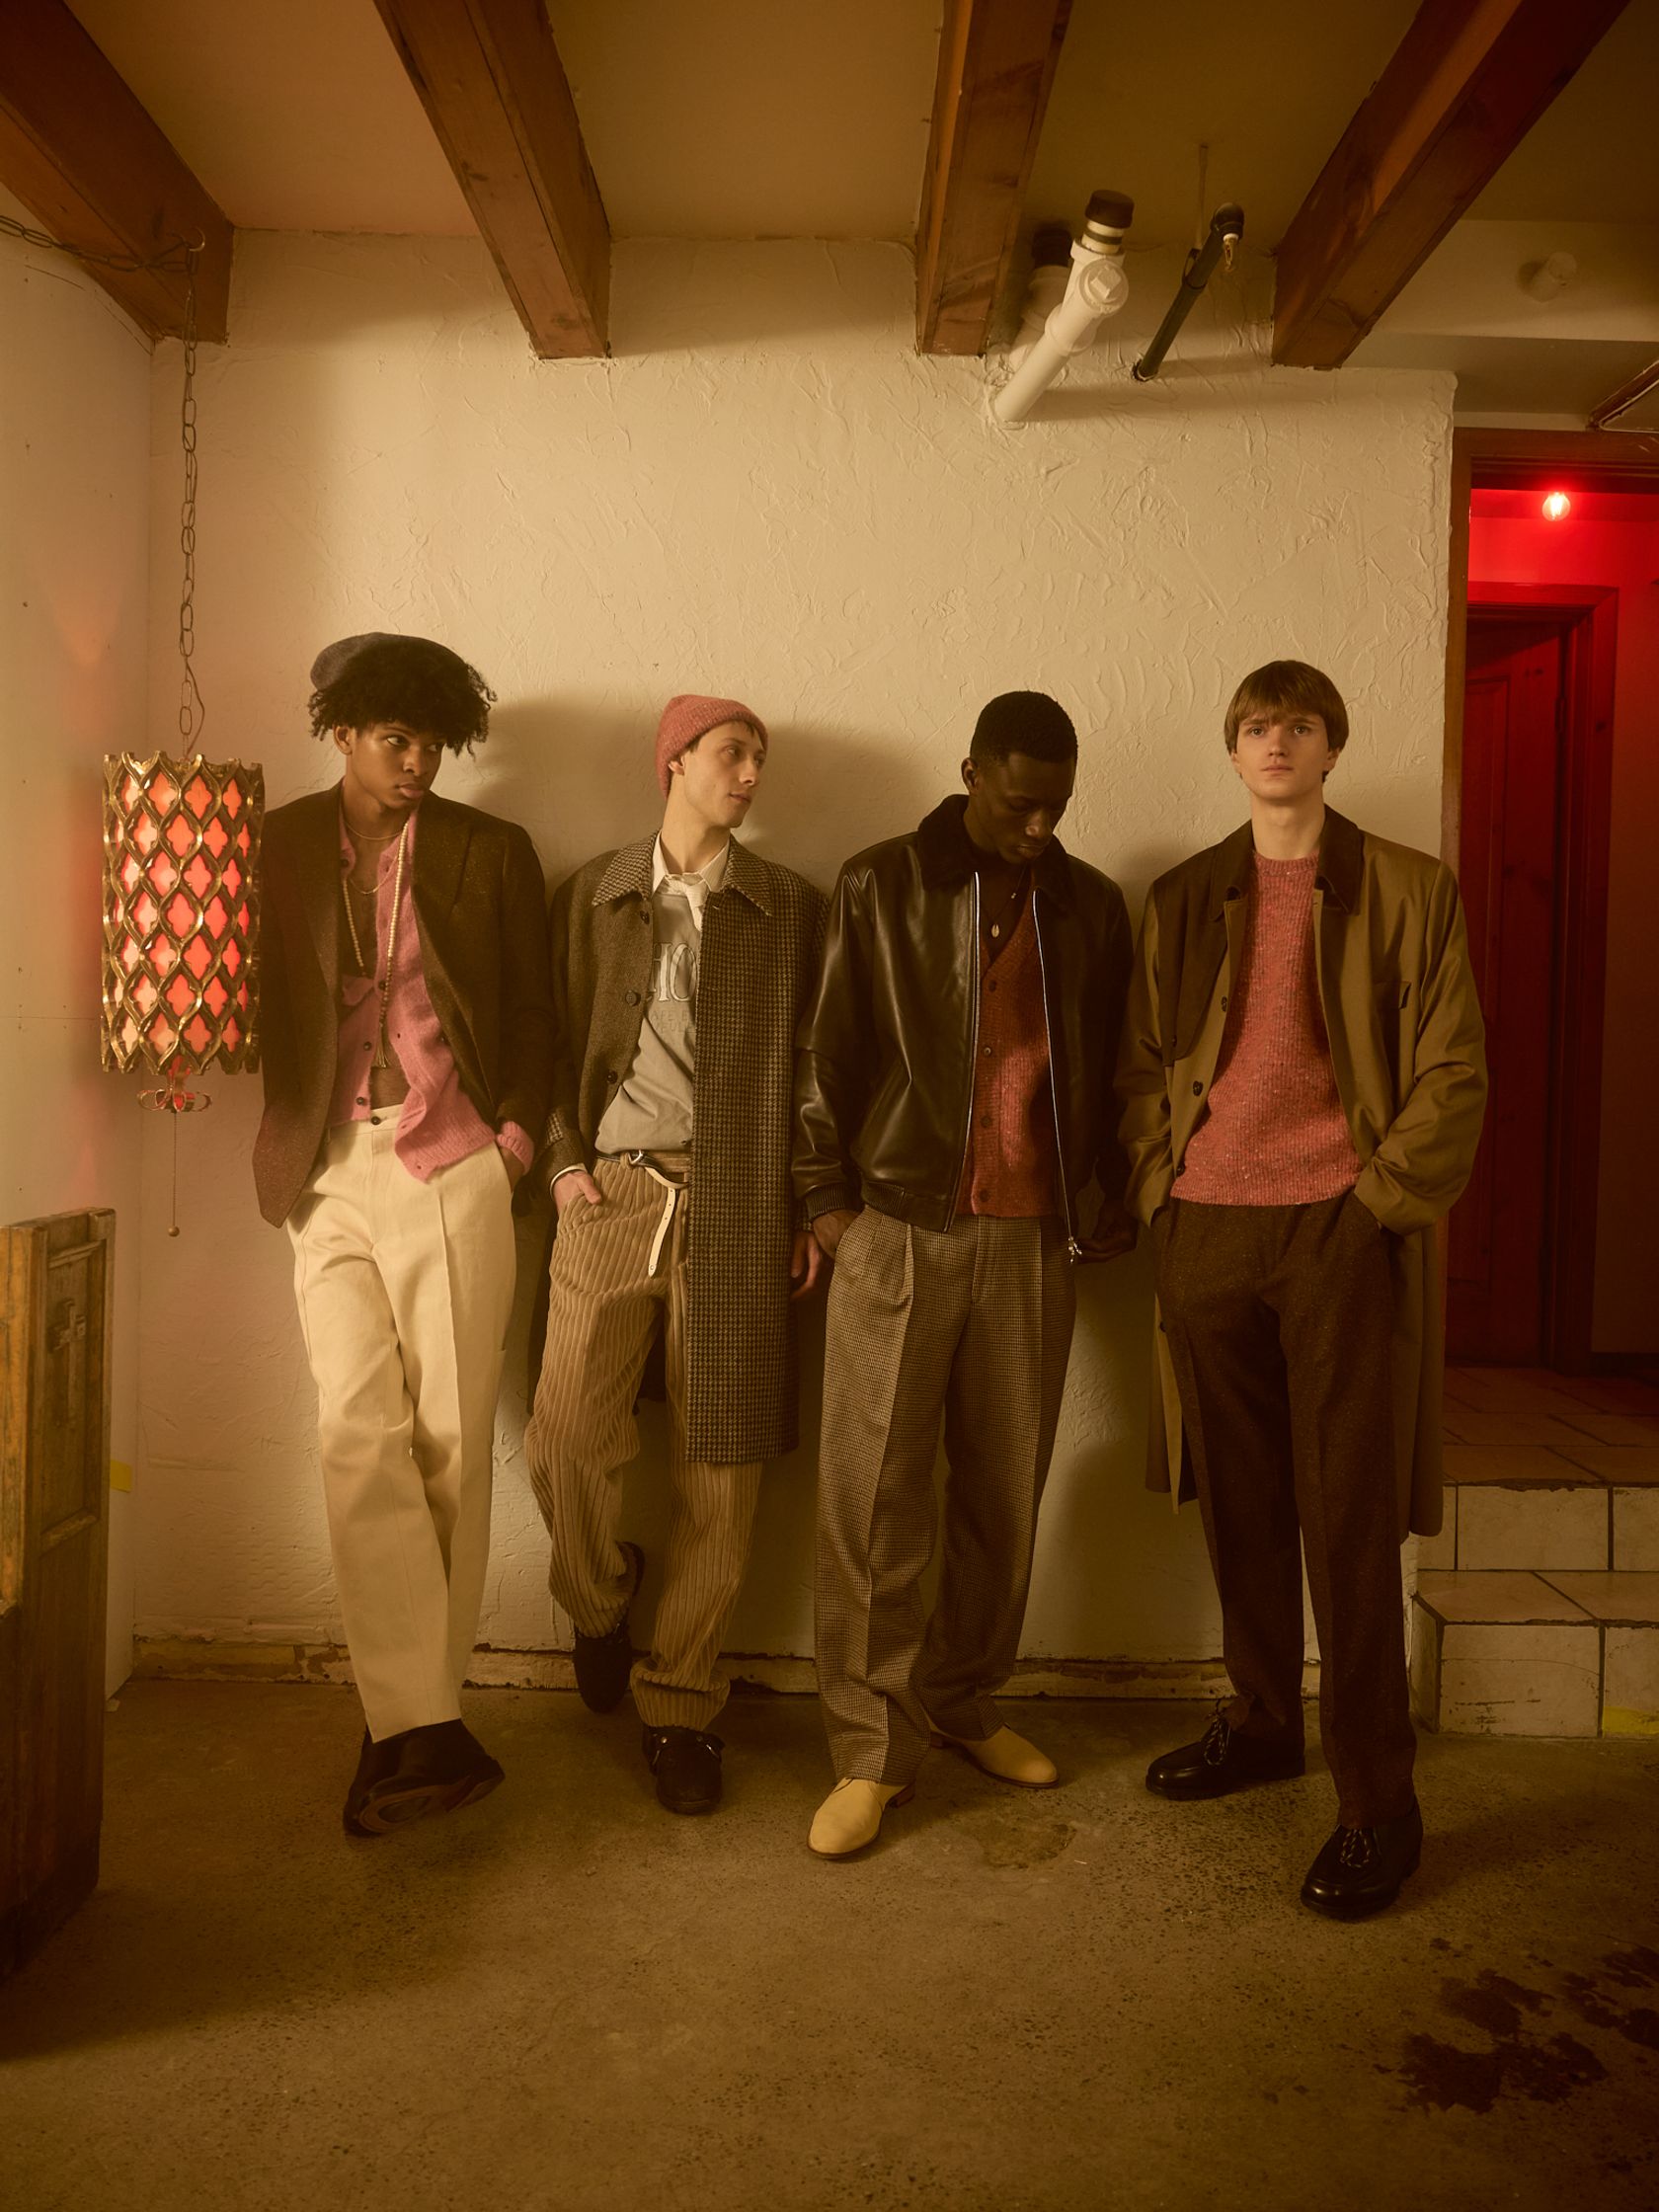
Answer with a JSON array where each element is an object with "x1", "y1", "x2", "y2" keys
[
  {"x1": 1422, "y1": 1367, "x2": 1659, "y2": 1573},
  {"x1": 1409, "y1": 1569, "x2": 1659, "y2": 1738},
  {"x1": 1419, "y1": 1472, "x2": 1659, "y2": 1573}
]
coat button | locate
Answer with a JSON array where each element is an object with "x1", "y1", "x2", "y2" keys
[
  {"x1": 606, "y1": 1070, "x2": 619, "y2": 1084},
  {"x1": 625, "y1": 989, "x2": 641, "y2": 1005},
  {"x1": 1192, "y1": 1080, "x2": 1203, "y2": 1095},
  {"x1": 981, "y1": 1113, "x2": 991, "y2": 1128},
  {"x1": 983, "y1": 1045, "x2": 992, "y2": 1058}
]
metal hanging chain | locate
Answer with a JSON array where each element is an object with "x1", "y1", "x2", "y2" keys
[
  {"x1": 177, "y1": 243, "x2": 202, "y2": 746},
  {"x1": 2, "y1": 215, "x2": 205, "y2": 744},
  {"x1": 0, "y1": 210, "x2": 193, "y2": 276}
]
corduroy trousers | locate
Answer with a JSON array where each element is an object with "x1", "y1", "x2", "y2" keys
[
  {"x1": 1155, "y1": 1191, "x2": 1416, "y2": 1828},
  {"x1": 815, "y1": 1207, "x2": 1075, "y2": 1785},
  {"x1": 523, "y1": 1154, "x2": 762, "y2": 1730}
]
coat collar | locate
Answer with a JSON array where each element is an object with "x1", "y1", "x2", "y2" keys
[
  {"x1": 1205, "y1": 805, "x2": 1365, "y2": 918},
  {"x1": 593, "y1": 832, "x2": 772, "y2": 917},
  {"x1": 290, "y1": 784, "x2": 472, "y2": 979},
  {"x1": 915, "y1": 794, "x2": 1075, "y2": 913}
]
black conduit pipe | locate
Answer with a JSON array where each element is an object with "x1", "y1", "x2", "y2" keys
[{"x1": 1132, "y1": 203, "x2": 1244, "y2": 382}]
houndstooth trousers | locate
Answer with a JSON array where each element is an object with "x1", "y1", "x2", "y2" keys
[{"x1": 815, "y1": 1206, "x2": 1076, "y2": 1784}]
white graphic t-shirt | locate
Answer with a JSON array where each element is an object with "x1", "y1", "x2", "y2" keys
[{"x1": 593, "y1": 837, "x2": 728, "y2": 1156}]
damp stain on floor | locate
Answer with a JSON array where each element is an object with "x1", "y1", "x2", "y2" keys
[{"x1": 1392, "y1": 1946, "x2": 1659, "y2": 2116}]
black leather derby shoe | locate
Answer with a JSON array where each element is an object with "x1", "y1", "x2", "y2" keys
[
  {"x1": 642, "y1": 1724, "x2": 724, "y2": 1814},
  {"x1": 343, "y1": 1728, "x2": 404, "y2": 1838},
  {"x1": 1301, "y1": 1800, "x2": 1423, "y2": 1919},
  {"x1": 1145, "y1": 1709, "x2": 1305, "y2": 1800},
  {"x1": 354, "y1": 1719, "x2": 505, "y2": 1835},
  {"x1": 573, "y1": 1540, "x2": 644, "y2": 1713}
]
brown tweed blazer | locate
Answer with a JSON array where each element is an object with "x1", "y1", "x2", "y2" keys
[
  {"x1": 544, "y1": 835, "x2": 826, "y2": 1464},
  {"x1": 254, "y1": 785, "x2": 555, "y2": 1226}
]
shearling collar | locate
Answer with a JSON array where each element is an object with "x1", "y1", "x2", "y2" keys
[{"x1": 915, "y1": 794, "x2": 1075, "y2": 912}]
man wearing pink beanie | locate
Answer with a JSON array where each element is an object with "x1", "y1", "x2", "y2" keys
[
  {"x1": 654, "y1": 693, "x2": 765, "y2": 797},
  {"x1": 525, "y1": 694, "x2": 825, "y2": 1814}
]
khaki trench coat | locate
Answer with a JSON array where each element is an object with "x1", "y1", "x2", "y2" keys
[
  {"x1": 1115, "y1": 808, "x2": 1487, "y2": 1540},
  {"x1": 541, "y1": 835, "x2": 825, "y2": 1466}
]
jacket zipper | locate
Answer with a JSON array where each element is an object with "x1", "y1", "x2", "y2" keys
[
  {"x1": 1033, "y1": 889, "x2": 1081, "y2": 1260},
  {"x1": 946, "y1": 873, "x2": 983, "y2": 1231}
]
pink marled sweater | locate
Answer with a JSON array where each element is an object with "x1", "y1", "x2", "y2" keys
[{"x1": 1173, "y1": 852, "x2": 1359, "y2": 1207}]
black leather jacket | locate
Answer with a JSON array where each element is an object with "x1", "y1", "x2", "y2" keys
[{"x1": 793, "y1": 797, "x2": 1133, "y2": 1247}]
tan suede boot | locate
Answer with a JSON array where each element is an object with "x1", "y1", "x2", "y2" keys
[
  {"x1": 928, "y1": 1722, "x2": 1059, "y2": 1787},
  {"x1": 807, "y1": 1778, "x2": 914, "y2": 1857}
]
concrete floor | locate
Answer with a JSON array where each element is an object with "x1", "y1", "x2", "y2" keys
[{"x1": 3, "y1": 1686, "x2": 1656, "y2": 2212}]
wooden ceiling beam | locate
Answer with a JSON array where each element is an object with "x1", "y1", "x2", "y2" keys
[
  {"x1": 374, "y1": 0, "x2": 609, "y2": 359},
  {"x1": 0, "y1": 0, "x2": 232, "y2": 343},
  {"x1": 916, "y1": 0, "x2": 1073, "y2": 356},
  {"x1": 1273, "y1": 0, "x2": 1631, "y2": 370}
]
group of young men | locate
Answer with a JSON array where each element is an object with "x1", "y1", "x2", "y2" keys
[{"x1": 257, "y1": 633, "x2": 1485, "y2": 1921}]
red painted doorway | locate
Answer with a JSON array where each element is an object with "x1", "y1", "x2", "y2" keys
[{"x1": 1445, "y1": 583, "x2": 1617, "y2": 1369}]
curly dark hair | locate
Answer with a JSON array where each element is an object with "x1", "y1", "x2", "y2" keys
[{"x1": 308, "y1": 636, "x2": 496, "y2": 753}]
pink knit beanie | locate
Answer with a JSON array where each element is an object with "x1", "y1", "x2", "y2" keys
[{"x1": 655, "y1": 694, "x2": 768, "y2": 796}]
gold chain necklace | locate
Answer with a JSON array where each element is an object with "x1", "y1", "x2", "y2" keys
[{"x1": 342, "y1": 825, "x2": 409, "y2": 1067}]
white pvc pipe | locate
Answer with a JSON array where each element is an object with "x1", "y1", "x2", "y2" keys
[{"x1": 991, "y1": 245, "x2": 1129, "y2": 425}]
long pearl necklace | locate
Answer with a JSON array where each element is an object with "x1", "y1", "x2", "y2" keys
[{"x1": 342, "y1": 824, "x2": 409, "y2": 1068}]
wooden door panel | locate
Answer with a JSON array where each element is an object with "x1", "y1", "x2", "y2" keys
[
  {"x1": 0, "y1": 1211, "x2": 114, "y2": 1978},
  {"x1": 1449, "y1": 621, "x2": 1563, "y2": 1364}
]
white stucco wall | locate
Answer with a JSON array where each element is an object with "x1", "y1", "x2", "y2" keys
[
  {"x1": 132, "y1": 232, "x2": 1454, "y2": 1668},
  {"x1": 1, "y1": 192, "x2": 153, "y2": 1694}
]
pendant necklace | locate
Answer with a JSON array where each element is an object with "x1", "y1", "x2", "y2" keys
[
  {"x1": 982, "y1": 867, "x2": 1028, "y2": 944},
  {"x1": 342, "y1": 824, "x2": 409, "y2": 1066}
]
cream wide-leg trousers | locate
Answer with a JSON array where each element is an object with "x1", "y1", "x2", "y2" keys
[{"x1": 287, "y1": 1117, "x2": 516, "y2": 1741}]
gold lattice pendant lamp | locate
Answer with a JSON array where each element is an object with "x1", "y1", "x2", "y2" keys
[
  {"x1": 97, "y1": 236, "x2": 265, "y2": 1230},
  {"x1": 101, "y1": 753, "x2": 262, "y2": 1081}
]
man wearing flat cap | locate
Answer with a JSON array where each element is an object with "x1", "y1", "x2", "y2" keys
[
  {"x1": 794, "y1": 691, "x2": 1135, "y2": 1856},
  {"x1": 524, "y1": 694, "x2": 824, "y2": 1815},
  {"x1": 256, "y1": 633, "x2": 554, "y2": 1838}
]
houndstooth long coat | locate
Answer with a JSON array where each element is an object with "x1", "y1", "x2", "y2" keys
[{"x1": 541, "y1": 835, "x2": 826, "y2": 1464}]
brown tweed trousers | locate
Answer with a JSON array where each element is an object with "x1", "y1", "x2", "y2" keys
[
  {"x1": 541, "y1": 836, "x2": 826, "y2": 1465},
  {"x1": 1155, "y1": 1192, "x2": 1416, "y2": 1828}
]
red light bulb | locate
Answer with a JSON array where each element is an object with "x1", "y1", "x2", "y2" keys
[{"x1": 1542, "y1": 491, "x2": 1571, "y2": 520}]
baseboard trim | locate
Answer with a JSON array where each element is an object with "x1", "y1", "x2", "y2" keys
[{"x1": 128, "y1": 1636, "x2": 1317, "y2": 1702}]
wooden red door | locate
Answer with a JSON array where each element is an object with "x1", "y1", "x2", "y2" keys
[
  {"x1": 1448, "y1": 620, "x2": 1565, "y2": 1364},
  {"x1": 0, "y1": 1210, "x2": 115, "y2": 1978}
]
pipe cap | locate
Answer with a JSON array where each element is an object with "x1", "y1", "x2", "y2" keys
[{"x1": 1085, "y1": 190, "x2": 1135, "y2": 231}]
